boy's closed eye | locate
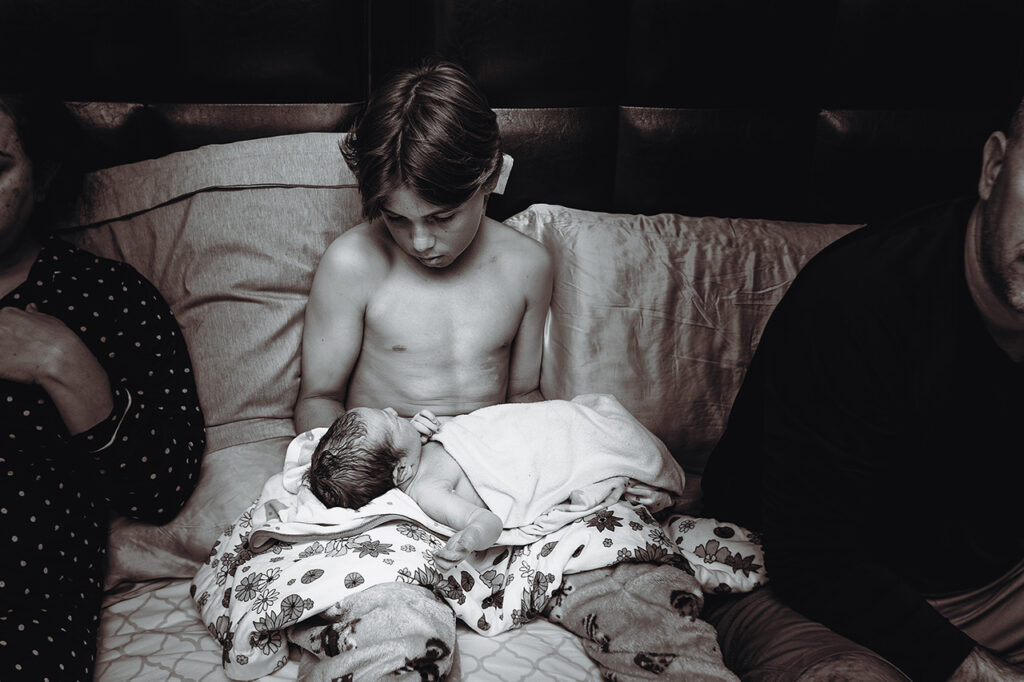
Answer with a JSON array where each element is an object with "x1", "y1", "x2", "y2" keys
[{"x1": 383, "y1": 211, "x2": 456, "y2": 224}]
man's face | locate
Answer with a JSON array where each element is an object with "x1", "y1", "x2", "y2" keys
[
  {"x1": 380, "y1": 185, "x2": 486, "y2": 269},
  {"x1": 979, "y1": 133, "x2": 1024, "y2": 315}
]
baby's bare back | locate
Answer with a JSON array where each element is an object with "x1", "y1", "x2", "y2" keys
[{"x1": 409, "y1": 441, "x2": 486, "y2": 509}]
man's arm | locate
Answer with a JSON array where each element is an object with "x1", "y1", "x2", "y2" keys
[
  {"x1": 759, "y1": 298, "x2": 977, "y2": 681},
  {"x1": 506, "y1": 240, "x2": 553, "y2": 403},
  {"x1": 294, "y1": 232, "x2": 376, "y2": 432}
]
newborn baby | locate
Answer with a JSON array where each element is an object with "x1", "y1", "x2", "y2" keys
[{"x1": 306, "y1": 395, "x2": 685, "y2": 569}]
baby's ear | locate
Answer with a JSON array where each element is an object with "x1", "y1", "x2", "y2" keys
[{"x1": 392, "y1": 457, "x2": 412, "y2": 488}]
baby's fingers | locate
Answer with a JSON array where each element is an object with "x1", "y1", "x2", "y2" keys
[
  {"x1": 417, "y1": 409, "x2": 439, "y2": 425},
  {"x1": 433, "y1": 538, "x2": 470, "y2": 571}
]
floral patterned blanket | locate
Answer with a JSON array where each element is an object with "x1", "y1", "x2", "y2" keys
[
  {"x1": 190, "y1": 424, "x2": 767, "y2": 680},
  {"x1": 192, "y1": 484, "x2": 694, "y2": 680}
]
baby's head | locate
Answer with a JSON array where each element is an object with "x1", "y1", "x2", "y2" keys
[{"x1": 307, "y1": 407, "x2": 423, "y2": 509}]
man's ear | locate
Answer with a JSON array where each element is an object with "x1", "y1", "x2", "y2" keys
[{"x1": 978, "y1": 131, "x2": 1008, "y2": 201}]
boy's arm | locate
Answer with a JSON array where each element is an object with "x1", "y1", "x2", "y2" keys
[
  {"x1": 506, "y1": 240, "x2": 553, "y2": 403},
  {"x1": 294, "y1": 233, "x2": 375, "y2": 432}
]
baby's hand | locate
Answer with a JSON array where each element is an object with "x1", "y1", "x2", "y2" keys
[
  {"x1": 410, "y1": 410, "x2": 441, "y2": 443},
  {"x1": 433, "y1": 536, "x2": 471, "y2": 572}
]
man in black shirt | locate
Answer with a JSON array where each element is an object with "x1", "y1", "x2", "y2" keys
[{"x1": 702, "y1": 98, "x2": 1024, "y2": 681}]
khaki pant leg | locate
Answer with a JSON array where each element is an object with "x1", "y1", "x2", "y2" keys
[{"x1": 703, "y1": 588, "x2": 909, "y2": 682}]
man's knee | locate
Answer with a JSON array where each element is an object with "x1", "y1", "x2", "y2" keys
[
  {"x1": 704, "y1": 588, "x2": 907, "y2": 682},
  {"x1": 799, "y1": 653, "x2": 908, "y2": 682}
]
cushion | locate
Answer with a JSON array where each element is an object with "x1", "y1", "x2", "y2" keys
[
  {"x1": 62, "y1": 132, "x2": 363, "y2": 583},
  {"x1": 504, "y1": 204, "x2": 858, "y2": 474}
]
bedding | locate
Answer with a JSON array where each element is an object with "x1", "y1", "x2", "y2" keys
[
  {"x1": 66, "y1": 133, "x2": 364, "y2": 588},
  {"x1": 95, "y1": 578, "x2": 603, "y2": 681}
]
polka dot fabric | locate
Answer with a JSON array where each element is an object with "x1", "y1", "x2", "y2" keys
[{"x1": 0, "y1": 236, "x2": 205, "y2": 680}]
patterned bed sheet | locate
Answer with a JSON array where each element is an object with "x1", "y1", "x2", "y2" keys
[{"x1": 95, "y1": 578, "x2": 601, "y2": 681}]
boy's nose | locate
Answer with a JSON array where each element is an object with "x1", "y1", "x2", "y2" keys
[{"x1": 411, "y1": 224, "x2": 435, "y2": 252}]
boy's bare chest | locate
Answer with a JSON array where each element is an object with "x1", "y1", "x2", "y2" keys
[{"x1": 364, "y1": 271, "x2": 525, "y2": 350}]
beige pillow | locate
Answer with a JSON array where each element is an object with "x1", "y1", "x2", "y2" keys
[
  {"x1": 63, "y1": 133, "x2": 362, "y2": 583},
  {"x1": 505, "y1": 204, "x2": 858, "y2": 474}
]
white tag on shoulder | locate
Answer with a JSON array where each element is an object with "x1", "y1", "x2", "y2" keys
[{"x1": 493, "y1": 153, "x2": 514, "y2": 195}]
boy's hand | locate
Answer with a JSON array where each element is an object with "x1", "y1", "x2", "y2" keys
[{"x1": 410, "y1": 409, "x2": 442, "y2": 443}]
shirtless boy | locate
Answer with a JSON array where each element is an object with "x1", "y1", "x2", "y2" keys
[
  {"x1": 294, "y1": 60, "x2": 553, "y2": 432},
  {"x1": 291, "y1": 61, "x2": 735, "y2": 682}
]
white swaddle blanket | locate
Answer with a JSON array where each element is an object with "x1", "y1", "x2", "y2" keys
[{"x1": 432, "y1": 393, "x2": 685, "y2": 530}]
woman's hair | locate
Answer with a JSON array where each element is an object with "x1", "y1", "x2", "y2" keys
[
  {"x1": 341, "y1": 59, "x2": 503, "y2": 220},
  {"x1": 0, "y1": 93, "x2": 85, "y2": 227},
  {"x1": 306, "y1": 411, "x2": 403, "y2": 509}
]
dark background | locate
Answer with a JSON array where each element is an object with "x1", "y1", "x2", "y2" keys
[{"x1": 2, "y1": 0, "x2": 1023, "y2": 223}]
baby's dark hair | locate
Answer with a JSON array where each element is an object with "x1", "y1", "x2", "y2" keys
[
  {"x1": 306, "y1": 411, "x2": 402, "y2": 509},
  {"x1": 341, "y1": 59, "x2": 503, "y2": 220}
]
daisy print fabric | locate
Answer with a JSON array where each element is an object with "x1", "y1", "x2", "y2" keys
[{"x1": 192, "y1": 493, "x2": 691, "y2": 679}]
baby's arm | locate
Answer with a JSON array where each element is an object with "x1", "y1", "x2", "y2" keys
[
  {"x1": 412, "y1": 454, "x2": 502, "y2": 570},
  {"x1": 435, "y1": 507, "x2": 503, "y2": 570}
]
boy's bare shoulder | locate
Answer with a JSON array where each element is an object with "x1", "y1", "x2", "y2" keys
[
  {"x1": 318, "y1": 221, "x2": 392, "y2": 274},
  {"x1": 485, "y1": 217, "x2": 552, "y2": 270}
]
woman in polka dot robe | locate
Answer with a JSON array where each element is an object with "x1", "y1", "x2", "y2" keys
[{"x1": 0, "y1": 96, "x2": 205, "y2": 680}]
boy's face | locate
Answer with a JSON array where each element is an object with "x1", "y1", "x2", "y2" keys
[
  {"x1": 352, "y1": 407, "x2": 423, "y2": 491},
  {"x1": 381, "y1": 185, "x2": 487, "y2": 269}
]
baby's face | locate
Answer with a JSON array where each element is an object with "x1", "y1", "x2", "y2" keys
[{"x1": 352, "y1": 407, "x2": 423, "y2": 490}]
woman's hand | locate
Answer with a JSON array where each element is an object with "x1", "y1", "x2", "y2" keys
[
  {"x1": 0, "y1": 303, "x2": 113, "y2": 434},
  {"x1": 0, "y1": 303, "x2": 75, "y2": 383}
]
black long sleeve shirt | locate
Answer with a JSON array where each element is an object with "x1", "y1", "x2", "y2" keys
[
  {"x1": 702, "y1": 199, "x2": 1024, "y2": 681},
  {"x1": 1, "y1": 236, "x2": 205, "y2": 678}
]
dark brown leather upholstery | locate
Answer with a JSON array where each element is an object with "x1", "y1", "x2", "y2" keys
[{"x1": 3, "y1": 0, "x2": 1022, "y2": 224}]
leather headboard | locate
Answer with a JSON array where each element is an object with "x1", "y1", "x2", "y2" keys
[{"x1": 4, "y1": 0, "x2": 1023, "y2": 225}]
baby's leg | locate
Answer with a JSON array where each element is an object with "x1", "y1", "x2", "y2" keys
[{"x1": 545, "y1": 562, "x2": 738, "y2": 681}]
